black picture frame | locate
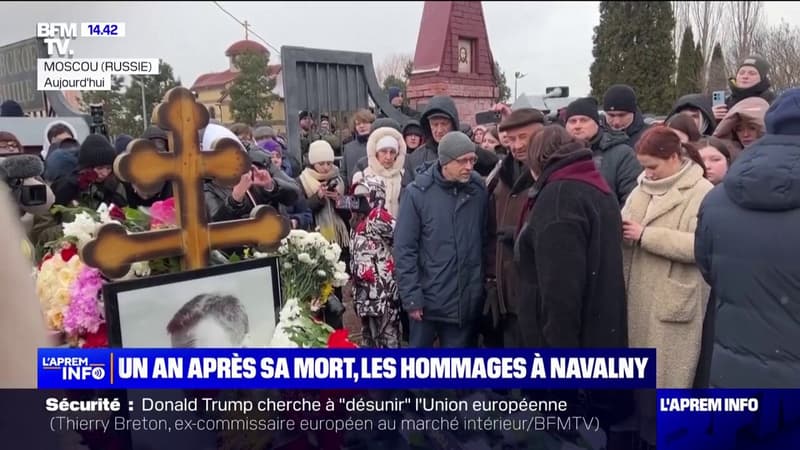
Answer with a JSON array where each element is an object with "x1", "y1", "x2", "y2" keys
[{"x1": 103, "y1": 257, "x2": 282, "y2": 348}]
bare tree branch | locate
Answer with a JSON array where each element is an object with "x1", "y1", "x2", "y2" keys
[
  {"x1": 688, "y1": 1, "x2": 724, "y2": 90},
  {"x1": 375, "y1": 53, "x2": 413, "y2": 86},
  {"x1": 724, "y1": 1, "x2": 765, "y2": 71},
  {"x1": 672, "y1": 1, "x2": 691, "y2": 58},
  {"x1": 752, "y1": 20, "x2": 800, "y2": 92}
]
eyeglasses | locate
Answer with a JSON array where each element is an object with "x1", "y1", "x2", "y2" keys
[{"x1": 453, "y1": 156, "x2": 478, "y2": 166}]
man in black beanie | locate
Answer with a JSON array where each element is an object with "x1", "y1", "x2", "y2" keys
[
  {"x1": 564, "y1": 97, "x2": 641, "y2": 206},
  {"x1": 602, "y1": 84, "x2": 650, "y2": 147},
  {"x1": 713, "y1": 54, "x2": 776, "y2": 120}
]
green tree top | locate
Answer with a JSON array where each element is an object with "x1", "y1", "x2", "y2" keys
[{"x1": 226, "y1": 50, "x2": 277, "y2": 125}]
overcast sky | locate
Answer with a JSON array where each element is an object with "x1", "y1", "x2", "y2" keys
[{"x1": 5, "y1": 1, "x2": 800, "y2": 99}]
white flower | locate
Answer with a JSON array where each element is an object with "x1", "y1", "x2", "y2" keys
[
  {"x1": 253, "y1": 251, "x2": 269, "y2": 259},
  {"x1": 288, "y1": 229, "x2": 309, "y2": 239},
  {"x1": 279, "y1": 298, "x2": 301, "y2": 322},
  {"x1": 316, "y1": 270, "x2": 327, "y2": 277},
  {"x1": 62, "y1": 212, "x2": 99, "y2": 247},
  {"x1": 283, "y1": 262, "x2": 292, "y2": 269},
  {"x1": 335, "y1": 261, "x2": 347, "y2": 273},
  {"x1": 278, "y1": 245, "x2": 289, "y2": 255},
  {"x1": 269, "y1": 322, "x2": 299, "y2": 348},
  {"x1": 333, "y1": 271, "x2": 350, "y2": 287},
  {"x1": 132, "y1": 261, "x2": 151, "y2": 277},
  {"x1": 323, "y1": 248, "x2": 337, "y2": 263},
  {"x1": 297, "y1": 253, "x2": 312, "y2": 264}
]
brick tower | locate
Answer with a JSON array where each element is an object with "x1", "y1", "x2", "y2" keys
[{"x1": 406, "y1": 1, "x2": 499, "y2": 126}]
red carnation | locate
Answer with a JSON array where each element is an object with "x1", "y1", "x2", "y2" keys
[
  {"x1": 109, "y1": 205, "x2": 126, "y2": 222},
  {"x1": 327, "y1": 329, "x2": 358, "y2": 348},
  {"x1": 60, "y1": 245, "x2": 78, "y2": 262},
  {"x1": 81, "y1": 323, "x2": 109, "y2": 348}
]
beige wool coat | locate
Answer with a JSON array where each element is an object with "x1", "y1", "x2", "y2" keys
[{"x1": 622, "y1": 160, "x2": 713, "y2": 388}]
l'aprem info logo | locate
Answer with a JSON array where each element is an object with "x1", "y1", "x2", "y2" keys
[
  {"x1": 41, "y1": 356, "x2": 107, "y2": 381},
  {"x1": 35, "y1": 22, "x2": 158, "y2": 91}
]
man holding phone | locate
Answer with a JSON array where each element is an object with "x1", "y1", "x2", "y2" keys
[{"x1": 712, "y1": 55, "x2": 776, "y2": 120}]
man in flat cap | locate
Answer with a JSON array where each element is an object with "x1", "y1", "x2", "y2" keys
[{"x1": 484, "y1": 108, "x2": 545, "y2": 348}]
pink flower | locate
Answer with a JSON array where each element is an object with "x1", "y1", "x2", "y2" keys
[
  {"x1": 150, "y1": 197, "x2": 176, "y2": 229},
  {"x1": 63, "y1": 266, "x2": 105, "y2": 336}
]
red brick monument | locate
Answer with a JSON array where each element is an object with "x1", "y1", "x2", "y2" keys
[{"x1": 406, "y1": 1, "x2": 499, "y2": 126}]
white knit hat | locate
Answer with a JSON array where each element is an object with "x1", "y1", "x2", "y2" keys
[
  {"x1": 308, "y1": 140, "x2": 335, "y2": 164},
  {"x1": 376, "y1": 135, "x2": 399, "y2": 152}
]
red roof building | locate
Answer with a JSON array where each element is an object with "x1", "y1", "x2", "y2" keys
[
  {"x1": 190, "y1": 39, "x2": 285, "y2": 128},
  {"x1": 406, "y1": 1, "x2": 499, "y2": 126}
]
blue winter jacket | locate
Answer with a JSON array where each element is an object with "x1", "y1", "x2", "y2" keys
[
  {"x1": 695, "y1": 133, "x2": 800, "y2": 387},
  {"x1": 394, "y1": 161, "x2": 488, "y2": 325}
]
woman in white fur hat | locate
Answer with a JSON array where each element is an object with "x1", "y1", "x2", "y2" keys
[
  {"x1": 297, "y1": 140, "x2": 349, "y2": 250},
  {"x1": 351, "y1": 127, "x2": 407, "y2": 218}
]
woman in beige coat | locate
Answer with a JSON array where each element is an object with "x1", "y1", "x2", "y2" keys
[{"x1": 622, "y1": 126, "x2": 713, "y2": 388}]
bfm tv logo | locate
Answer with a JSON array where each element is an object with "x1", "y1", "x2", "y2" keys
[{"x1": 42, "y1": 357, "x2": 106, "y2": 381}]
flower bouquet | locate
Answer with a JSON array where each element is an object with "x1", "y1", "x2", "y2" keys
[
  {"x1": 35, "y1": 199, "x2": 178, "y2": 347},
  {"x1": 267, "y1": 229, "x2": 352, "y2": 348}
]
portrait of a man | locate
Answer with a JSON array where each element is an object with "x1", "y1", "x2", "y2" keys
[
  {"x1": 167, "y1": 293, "x2": 251, "y2": 348},
  {"x1": 458, "y1": 39, "x2": 473, "y2": 73}
]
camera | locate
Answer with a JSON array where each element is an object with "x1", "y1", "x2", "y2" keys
[
  {"x1": 89, "y1": 103, "x2": 109, "y2": 138},
  {"x1": 16, "y1": 182, "x2": 48, "y2": 207}
]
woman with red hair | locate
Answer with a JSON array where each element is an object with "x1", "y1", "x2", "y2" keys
[
  {"x1": 621, "y1": 126, "x2": 713, "y2": 447},
  {"x1": 622, "y1": 126, "x2": 713, "y2": 388}
]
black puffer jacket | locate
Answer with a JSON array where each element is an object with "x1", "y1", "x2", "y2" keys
[
  {"x1": 589, "y1": 130, "x2": 642, "y2": 207},
  {"x1": 404, "y1": 96, "x2": 497, "y2": 183},
  {"x1": 695, "y1": 133, "x2": 800, "y2": 388},
  {"x1": 667, "y1": 94, "x2": 717, "y2": 136}
]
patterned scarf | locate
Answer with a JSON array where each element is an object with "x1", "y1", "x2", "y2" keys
[{"x1": 299, "y1": 166, "x2": 350, "y2": 248}]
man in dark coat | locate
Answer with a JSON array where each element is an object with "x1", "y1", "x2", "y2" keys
[
  {"x1": 666, "y1": 93, "x2": 717, "y2": 136},
  {"x1": 564, "y1": 97, "x2": 642, "y2": 206},
  {"x1": 602, "y1": 84, "x2": 651, "y2": 147},
  {"x1": 340, "y1": 109, "x2": 375, "y2": 187},
  {"x1": 395, "y1": 131, "x2": 488, "y2": 348},
  {"x1": 405, "y1": 95, "x2": 498, "y2": 184},
  {"x1": 695, "y1": 88, "x2": 800, "y2": 388},
  {"x1": 484, "y1": 108, "x2": 545, "y2": 348}
]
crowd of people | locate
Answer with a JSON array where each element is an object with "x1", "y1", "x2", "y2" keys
[{"x1": 2, "y1": 54, "x2": 797, "y2": 397}]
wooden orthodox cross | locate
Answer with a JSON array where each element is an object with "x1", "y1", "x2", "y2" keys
[{"x1": 81, "y1": 86, "x2": 289, "y2": 279}]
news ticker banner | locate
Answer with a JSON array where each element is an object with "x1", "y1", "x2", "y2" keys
[
  {"x1": 658, "y1": 389, "x2": 800, "y2": 450},
  {"x1": 38, "y1": 348, "x2": 656, "y2": 390},
  {"x1": 35, "y1": 21, "x2": 158, "y2": 91}
]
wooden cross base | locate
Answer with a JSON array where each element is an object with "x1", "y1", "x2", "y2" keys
[{"x1": 80, "y1": 86, "x2": 290, "y2": 279}]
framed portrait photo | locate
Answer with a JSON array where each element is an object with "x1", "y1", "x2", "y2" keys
[{"x1": 104, "y1": 257, "x2": 282, "y2": 348}]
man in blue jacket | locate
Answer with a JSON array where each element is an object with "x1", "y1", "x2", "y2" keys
[
  {"x1": 394, "y1": 131, "x2": 488, "y2": 348},
  {"x1": 695, "y1": 88, "x2": 800, "y2": 388}
]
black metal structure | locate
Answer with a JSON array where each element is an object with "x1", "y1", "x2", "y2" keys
[{"x1": 280, "y1": 45, "x2": 410, "y2": 163}]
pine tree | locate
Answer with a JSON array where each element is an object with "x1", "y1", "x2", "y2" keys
[
  {"x1": 493, "y1": 62, "x2": 511, "y2": 103},
  {"x1": 590, "y1": 1, "x2": 676, "y2": 114},
  {"x1": 694, "y1": 43, "x2": 705, "y2": 92},
  {"x1": 706, "y1": 42, "x2": 728, "y2": 93},
  {"x1": 226, "y1": 50, "x2": 277, "y2": 125},
  {"x1": 676, "y1": 26, "x2": 699, "y2": 97}
]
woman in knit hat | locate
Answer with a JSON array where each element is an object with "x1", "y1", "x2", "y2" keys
[
  {"x1": 67, "y1": 134, "x2": 128, "y2": 208},
  {"x1": 297, "y1": 140, "x2": 349, "y2": 250},
  {"x1": 351, "y1": 127, "x2": 406, "y2": 218},
  {"x1": 712, "y1": 55, "x2": 776, "y2": 120}
]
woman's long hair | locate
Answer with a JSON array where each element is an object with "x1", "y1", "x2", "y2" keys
[
  {"x1": 636, "y1": 126, "x2": 706, "y2": 175},
  {"x1": 527, "y1": 125, "x2": 586, "y2": 177}
]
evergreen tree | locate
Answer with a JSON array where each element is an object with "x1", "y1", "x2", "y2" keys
[
  {"x1": 493, "y1": 61, "x2": 511, "y2": 103},
  {"x1": 694, "y1": 43, "x2": 705, "y2": 92},
  {"x1": 706, "y1": 42, "x2": 728, "y2": 93},
  {"x1": 676, "y1": 26, "x2": 699, "y2": 97},
  {"x1": 383, "y1": 75, "x2": 406, "y2": 94},
  {"x1": 590, "y1": 1, "x2": 676, "y2": 114},
  {"x1": 226, "y1": 50, "x2": 276, "y2": 125}
]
